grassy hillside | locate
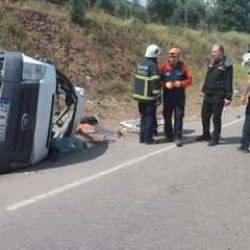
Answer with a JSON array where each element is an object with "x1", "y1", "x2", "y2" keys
[{"x1": 0, "y1": 0, "x2": 249, "y2": 127}]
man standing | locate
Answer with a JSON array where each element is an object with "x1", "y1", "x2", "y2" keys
[
  {"x1": 133, "y1": 44, "x2": 161, "y2": 144},
  {"x1": 238, "y1": 48, "x2": 250, "y2": 153},
  {"x1": 196, "y1": 44, "x2": 233, "y2": 146},
  {"x1": 238, "y1": 83, "x2": 250, "y2": 153},
  {"x1": 159, "y1": 48, "x2": 192, "y2": 147}
]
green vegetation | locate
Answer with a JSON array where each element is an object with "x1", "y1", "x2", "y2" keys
[{"x1": 148, "y1": 0, "x2": 250, "y2": 32}]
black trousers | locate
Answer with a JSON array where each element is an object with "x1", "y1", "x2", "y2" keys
[
  {"x1": 138, "y1": 101, "x2": 156, "y2": 143},
  {"x1": 201, "y1": 99, "x2": 224, "y2": 141},
  {"x1": 240, "y1": 112, "x2": 250, "y2": 149},
  {"x1": 163, "y1": 96, "x2": 185, "y2": 139}
]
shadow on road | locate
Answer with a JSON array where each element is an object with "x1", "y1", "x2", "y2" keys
[
  {"x1": 15, "y1": 142, "x2": 109, "y2": 174},
  {"x1": 183, "y1": 136, "x2": 241, "y2": 146},
  {"x1": 156, "y1": 129, "x2": 195, "y2": 138},
  {"x1": 220, "y1": 137, "x2": 241, "y2": 145},
  {"x1": 155, "y1": 129, "x2": 196, "y2": 144}
]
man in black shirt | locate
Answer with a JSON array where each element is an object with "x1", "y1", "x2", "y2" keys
[{"x1": 196, "y1": 44, "x2": 233, "y2": 146}]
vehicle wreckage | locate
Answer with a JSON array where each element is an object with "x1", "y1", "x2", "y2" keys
[{"x1": 0, "y1": 50, "x2": 85, "y2": 173}]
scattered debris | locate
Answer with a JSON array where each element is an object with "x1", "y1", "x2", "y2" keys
[
  {"x1": 77, "y1": 116, "x2": 116, "y2": 143},
  {"x1": 80, "y1": 116, "x2": 99, "y2": 125},
  {"x1": 120, "y1": 116, "x2": 164, "y2": 133},
  {"x1": 117, "y1": 127, "x2": 127, "y2": 138},
  {"x1": 78, "y1": 123, "x2": 96, "y2": 134},
  {"x1": 52, "y1": 137, "x2": 87, "y2": 154}
]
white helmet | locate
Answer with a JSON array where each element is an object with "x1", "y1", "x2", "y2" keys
[{"x1": 145, "y1": 44, "x2": 161, "y2": 58}]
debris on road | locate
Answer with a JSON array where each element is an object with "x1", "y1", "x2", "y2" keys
[
  {"x1": 120, "y1": 116, "x2": 164, "y2": 133},
  {"x1": 52, "y1": 137, "x2": 87, "y2": 154},
  {"x1": 77, "y1": 117, "x2": 116, "y2": 144}
]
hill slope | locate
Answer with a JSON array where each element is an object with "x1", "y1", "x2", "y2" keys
[{"x1": 0, "y1": 1, "x2": 249, "y2": 128}]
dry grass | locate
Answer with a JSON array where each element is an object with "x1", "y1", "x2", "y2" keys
[{"x1": 1, "y1": 1, "x2": 250, "y2": 127}]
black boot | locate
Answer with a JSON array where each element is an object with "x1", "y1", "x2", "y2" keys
[
  {"x1": 237, "y1": 146, "x2": 250, "y2": 153},
  {"x1": 208, "y1": 139, "x2": 219, "y2": 146},
  {"x1": 195, "y1": 133, "x2": 211, "y2": 142},
  {"x1": 175, "y1": 138, "x2": 183, "y2": 147}
]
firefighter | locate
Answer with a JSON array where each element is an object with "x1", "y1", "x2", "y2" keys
[
  {"x1": 133, "y1": 44, "x2": 161, "y2": 144},
  {"x1": 196, "y1": 44, "x2": 233, "y2": 146},
  {"x1": 159, "y1": 48, "x2": 192, "y2": 147}
]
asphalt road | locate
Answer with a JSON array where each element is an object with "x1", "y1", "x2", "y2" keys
[{"x1": 0, "y1": 106, "x2": 249, "y2": 250}]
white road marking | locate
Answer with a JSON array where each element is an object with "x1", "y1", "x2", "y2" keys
[
  {"x1": 222, "y1": 117, "x2": 244, "y2": 128},
  {"x1": 6, "y1": 145, "x2": 176, "y2": 211},
  {"x1": 6, "y1": 117, "x2": 244, "y2": 212}
]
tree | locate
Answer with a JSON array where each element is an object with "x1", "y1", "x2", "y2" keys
[
  {"x1": 147, "y1": 0, "x2": 177, "y2": 23},
  {"x1": 147, "y1": 0, "x2": 215, "y2": 29},
  {"x1": 172, "y1": 0, "x2": 207, "y2": 28},
  {"x1": 71, "y1": 0, "x2": 85, "y2": 25},
  {"x1": 132, "y1": 0, "x2": 139, "y2": 5},
  {"x1": 215, "y1": 0, "x2": 250, "y2": 32},
  {"x1": 95, "y1": 0, "x2": 115, "y2": 13},
  {"x1": 130, "y1": 0, "x2": 149, "y2": 22}
]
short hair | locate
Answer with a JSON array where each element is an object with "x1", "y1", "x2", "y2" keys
[{"x1": 212, "y1": 44, "x2": 224, "y2": 55}]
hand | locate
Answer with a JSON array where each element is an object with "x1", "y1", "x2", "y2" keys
[
  {"x1": 174, "y1": 81, "x2": 182, "y2": 88},
  {"x1": 224, "y1": 98, "x2": 232, "y2": 106},
  {"x1": 156, "y1": 98, "x2": 161, "y2": 106},
  {"x1": 200, "y1": 92, "x2": 205, "y2": 98},
  {"x1": 240, "y1": 96, "x2": 247, "y2": 105},
  {"x1": 165, "y1": 81, "x2": 174, "y2": 89}
]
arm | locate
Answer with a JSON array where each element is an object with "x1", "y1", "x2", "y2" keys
[
  {"x1": 180, "y1": 64, "x2": 192, "y2": 88},
  {"x1": 201, "y1": 73, "x2": 207, "y2": 93},
  {"x1": 158, "y1": 64, "x2": 166, "y2": 86},
  {"x1": 241, "y1": 84, "x2": 250, "y2": 105},
  {"x1": 158, "y1": 64, "x2": 174, "y2": 89},
  {"x1": 150, "y1": 63, "x2": 161, "y2": 96},
  {"x1": 198, "y1": 69, "x2": 209, "y2": 98},
  {"x1": 224, "y1": 65, "x2": 233, "y2": 101}
]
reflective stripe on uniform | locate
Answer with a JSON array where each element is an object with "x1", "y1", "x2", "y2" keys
[
  {"x1": 134, "y1": 74, "x2": 160, "y2": 101},
  {"x1": 132, "y1": 94, "x2": 156, "y2": 101},
  {"x1": 135, "y1": 74, "x2": 160, "y2": 97},
  {"x1": 152, "y1": 89, "x2": 161, "y2": 95},
  {"x1": 135, "y1": 75, "x2": 160, "y2": 81}
]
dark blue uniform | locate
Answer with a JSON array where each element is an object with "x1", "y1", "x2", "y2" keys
[
  {"x1": 133, "y1": 58, "x2": 160, "y2": 143},
  {"x1": 159, "y1": 61, "x2": 192, "y2": 141},
  {"x1": 240, "y1": 90, "x2": 250, "y2": 151}
]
